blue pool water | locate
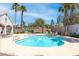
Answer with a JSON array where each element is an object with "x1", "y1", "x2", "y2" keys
[{"x1": 16, "y1": 35, "x2": 64, "y2": 47}]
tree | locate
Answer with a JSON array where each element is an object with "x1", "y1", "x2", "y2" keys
[
  {"x1": 58, "y1": 3, "x2": 72, "y2": 35},
  {"x1": 57, "y1": 15, "x2": 62, "y2": 25},
  {"x1": 28, "y1": 23, "x2": 36, "y2": 29},
  {"x1": 44, "y1": 24, "x2": 50, "y2": 29},
  {"x1": 58, "y1": 4, "x2": 70, "y2": 26},
  {"x1": 69, "y1": 3, "x2": 75, "y2": 24},
  {"x1": 58, "y1": 4, "x2": 70, "y2": 19},
  {"x1": 35, "y1": 18, "x2": 45, "y2": 33},
  {"x1": 19, "y1": 5, "x2": 27, "y2": 32},
  {"x1": 50, "y1": 19, "x2": 55, "y2": 33},
  {"x1": 51, "y1": 19, "x2": 54, "y2": 26},
  {"x1": 76, "y1": 3, "x2": 79, "y2": 12},
  {"x1": 71, "y1": 13, "x2": 79, "y2": 24},
  {"x1": 56, "y1": 15, "x2": 63, "y2": 34},
  {"x1": 12, "y1": 3, "x2": 19, "y2": 33}
]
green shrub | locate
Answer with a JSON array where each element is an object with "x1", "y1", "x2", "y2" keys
[{"x1": 69, "y1": 34, "x2": 79, "y2": 38}]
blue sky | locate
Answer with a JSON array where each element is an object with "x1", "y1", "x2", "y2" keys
[{"x1": 0, "y1": 3, "x2": 61, "y2": 25}]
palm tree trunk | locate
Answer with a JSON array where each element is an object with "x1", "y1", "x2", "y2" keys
[
  {"x1": 14, "y1": 12, "x2": 17, "y2": 33},
  {"x1": 65, "y1": 26, "x2": 67, "y2": 35},
  {"x1": 70, "y1": 4, "x2": 74, "y2": 24},
  {"x1": 64, "y1": 9, "x2": 67, "y2": 35},
  {"x1": 70, "y1": 8, "x2": 73, "y2": 17},
  {"x1": 21, "y1": 11, "x2": 23, "y2": 27},
  {"x1": 70, "y1": 4, "x2": 74, "y2": 17},
  {"x1": 15, "y1": 12, "x2": 16, "y2": 26},
  {"x1": 21, "y1": 11, "x2": 24, "y2": 33},
  {"x1": 70, "y1": 8, "x2": 74, "y2": 23},
  {"x1": 64, "y1": 4, "x2": 67, "y2": 18},
  {"x1": 64, "y1": 5, "x2": 68, "y2": 35}
]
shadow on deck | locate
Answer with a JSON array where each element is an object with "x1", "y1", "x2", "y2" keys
[
  {"x1": 64, "y1": 38, "x2": 79, "y2": 43},
  {"x1": 0, "y1": 52, "x2": 15, "y2": 56}
]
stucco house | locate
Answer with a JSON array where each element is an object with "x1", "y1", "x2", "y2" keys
[
  {"x1": 0, "y1": 10, "x2": 14, "y2": 36},
  {"x1": 33, "y1": 27, "x2": 51, "y2": 33},
  {"x1": 53, "y1": 23, "x2": 79, "y2": 35},
  {"x1": 68, "y1": 24, "x2": 79, "y2": 34}
]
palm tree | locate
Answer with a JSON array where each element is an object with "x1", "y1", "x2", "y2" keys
[
  {"x1": 56, "y1": 15, "x2": 62, "y2": 33},
  {"x1": 19, "y1": 5, "x2": 27, "y2": 32},
  {"x1": 58, "y1": 3, "x2": 70, "y2": 35},
  {"x1": 69, "y1": 3, "x2": 75, "y2": 24},
  {"x1": 70, "y1": 3, "x2": 75, "y2": 17},
  {"x1": 58, "y1": 3, "x2": 70, "y2": 25},
  {"x1": 58, "y1": 4, "x2": 70, "y2": 19},
  {"x1": 69, "y1": 3, "x2": 79, "y2": 25},
  {"x1": 76, "y1": 3, "x2": 79, "y2": 12},
  {"x1": 12, "y1": 3, "x2": 19, "y2": 33}
]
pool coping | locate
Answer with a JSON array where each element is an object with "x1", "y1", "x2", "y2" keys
[{"x1": 1, "y1": 34, "x2": 79, "y2": 56}]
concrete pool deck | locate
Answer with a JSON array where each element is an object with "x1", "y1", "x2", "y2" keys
[{"x1": 0, "y1": 34, "x2": 79, "y2": 56}]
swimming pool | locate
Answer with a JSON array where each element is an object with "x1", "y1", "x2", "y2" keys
[{"x1": 16, "y1": 35, "x2": 64, "y2": 47}]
